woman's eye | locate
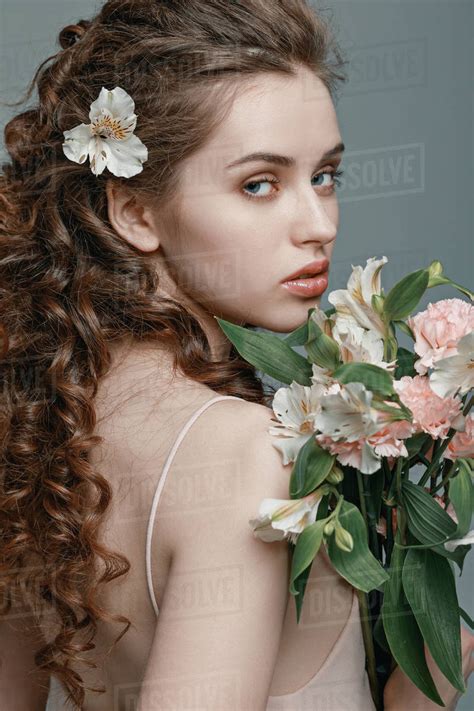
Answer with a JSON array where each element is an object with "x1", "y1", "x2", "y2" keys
[
  {"x1": 242, "y1": 176, "x2": 279, "y2": 200},
  {"x1": 241, "y1": 169, "x2": 344, "y2": 201}
]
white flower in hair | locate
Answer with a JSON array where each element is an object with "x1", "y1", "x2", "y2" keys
[{"x1": 62, "y1": 86, "x2": 148, "y2": 178}]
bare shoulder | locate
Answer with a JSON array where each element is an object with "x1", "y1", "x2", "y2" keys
[
  {"x1": 190, "y1": 396, "x2": 290, "y2": 499},
  {"x1": 138, "y1": 396, "x2": 292, "y2": 709},
  {"x1": 169, "y1": 393, "x2": 292, "y2": 580},
  {"x1": 160, "y1": 396, "x2": 291, "y2": 555},
  {"x1": 199, "y1": 396, "x2": 275, "y2": 433}
]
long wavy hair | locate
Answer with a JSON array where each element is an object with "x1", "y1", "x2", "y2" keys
[{"x1": 0, "y1": 0, "x2": 348, "y2": 706}]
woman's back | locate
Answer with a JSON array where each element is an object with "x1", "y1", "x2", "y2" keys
[
  {"x1": 43, "y1": 343, "x2": 374, "y2": 710},
  {"x1": 44, "y1": 342, "x2": 288, "y2": 708}
]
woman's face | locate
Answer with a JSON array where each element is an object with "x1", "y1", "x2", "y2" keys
[{"x1": 152, "y1": 65, "x2": 344, "y2": 350}]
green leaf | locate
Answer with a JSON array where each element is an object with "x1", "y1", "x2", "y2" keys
[
  {"x1": 396, "y1": 535, "x2": 471, "y2": 574},
  {"x1": 393, "y1": 320, "x2": 415, "y2": 340},
  {"x1": 433, "y1": 540, "x2": 470, "y2": 574},
  {"x1": 305, "y1": 317, "x2": 341, "y2": 370},
  {"x1": 448, "y1": 459, "x2": 474, "y2": 538},
  {"x1": 291, "y1": 556, "x2": 313, "y2": 624},
  {"x1": 459, "y1": 606, "x2": 474, "y2": 629},
  {"x1": 401, "y1": 482, "x2": 467, "y2": 570},
  {"x1": 382, "y1": 536, "x2": 444, "y2": 706},
  {"x1": 405, "y1": 432, "x2": 432, "y2": 459},
  {"x1": 215, "y1": 318, "x2": 312, "y2": 385},
  {"x1": 383, "y1": 269, "x2": 430, "y2": 321},
  {"x1": 396, "y1": 539, "x2": 455, "y2": 550},
  {"x1": 428, "y1": 275, "x2": 474, "y2": 301},
  {"x1": 326, "y1": 500, "x2": 389, "y2": 592},
  {"x1": 394, "y1": 346, "x2": 418, "y2": 379},
  {"x1": 316, "y1": 493, "x2": 330, "y2": 520},
  {"x1": 289, "y1": 436, "x2": 335, "y2": 498},
  {"x1": 289, "y1": 519, "x2": 326, "y2": 596},
  {"x1": 332, "y1": 362, "x2": 395, "y2": 397},
  {"x1": 401, "y1": 480, "x2": 458, "y2": 546},
  {"x1": 283, "y1": 321, "x2": 309, "y2": 347},
  {"x1": 402, "y1": 548, "x2": 465, "y2": 693},
  {"x1": 366, "y1": 468, "x2": 384, "y2": 524}
]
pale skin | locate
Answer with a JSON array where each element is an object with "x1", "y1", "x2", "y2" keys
[
  {"x1": 2, "y1": 65, "x2": 471, "y2": 710},
  {"x1": 106, "y1": 65, "x2": 342, "y2": 360}
]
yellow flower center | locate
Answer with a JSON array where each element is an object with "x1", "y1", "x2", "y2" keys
[{"x1": 91, "y1": 114, "x2": 130, "y2": 141}]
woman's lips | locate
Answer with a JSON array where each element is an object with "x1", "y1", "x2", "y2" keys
[{"x1": 281, "y1": 270, "x2": 329, "y2": 297}]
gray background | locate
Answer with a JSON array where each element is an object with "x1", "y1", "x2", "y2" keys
[{"x1": 1, "y1": 1, "x2": 472, "y2": 708}]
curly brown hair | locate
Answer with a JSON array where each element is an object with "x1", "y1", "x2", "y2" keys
[{"x1": 0, "y1": 0, "x2": 348, "y2": 707}]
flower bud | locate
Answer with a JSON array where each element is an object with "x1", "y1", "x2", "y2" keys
[
  {"x1": 427, "y1": 260, "x2": 444, "y2": 284},
  {"x1": 384, "y1": 334, "x2": 398, "y2": 362},
  {"x1": 334, "y1": 524, "x2": 354, "y2": 552},
  {"x1": 371, "y1": 293, "x2": 385, "y2": 318},
  {"x1": 326, "y1": 465, "x2": 344, "y2": 484},
  {"x1": 323, "y1": 520, "x2": 336, "y2": 536}
]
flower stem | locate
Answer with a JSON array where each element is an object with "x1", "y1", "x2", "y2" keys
[
  {"x1": 355, "y1": 469, "x2": 382, "y2": 710},
  {"x1": 432, "y1": 458, "x2": 456, "y2": 495},
  {"x1": 356, "y1": 470, "x2": 368, "y2": 528},
  {"x1": 385, "y1": 505, "x2": 394, "y2": 567},
  {"x1": 429, "y1": 442, "x2": 441, "y2": 494},
  {"x1": 462, "y1": 392, "x2": 473, "y2": 417},
  {"x1": 417, "y1": 429, "x2": 456, "y2": 488},
  {"x1": 395, "y1": 457, "x2": 403, "y2": 494},
  {"x1": 416, "y1": 454, "x2": 431, "y2": 467}
]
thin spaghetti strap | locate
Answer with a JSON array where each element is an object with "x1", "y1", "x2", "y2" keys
[{"x1": 145, "y1": 394, "x2": 244, "y2": 617}]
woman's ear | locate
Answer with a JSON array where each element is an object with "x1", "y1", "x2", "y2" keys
[{"x1": 105, "y1": 181, "x2": 160, "y2": 253}]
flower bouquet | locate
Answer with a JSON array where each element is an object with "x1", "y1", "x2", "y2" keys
[{"x1": 215, "y1": 257, "x2": 474, "y2": 710}]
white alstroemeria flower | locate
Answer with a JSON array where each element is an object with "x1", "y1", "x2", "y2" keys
[
  {"x1": 249, "y1": 490, "x2": 323, "y2": 544},
  {"x1": 311, "y1": 363, "x2": 339, "y2": 389},
  {"x1": 314, "y1": 381, "x2": 381, "y2": 442},
  {"x1": 444, "y1": 529, "x2": 474, "y2": 552},
  {"x1": 62, "y1": 86, "x2": 148, "y2": 178},
  {"x1": 268, "y1": 381, "x2": 322, "y2": 465},
  {"x1": 309, "y1": 306, "x2": 335, "y2": 335},
  {"x1": 332, "y1": 317, "x2": 396, "y2": 372},
  {"x1": 429, "y1": 331, "x2": 474, "y2": 398},
  {"x1": 328, "y1": 256, "x2": 388, "y2": 337}
]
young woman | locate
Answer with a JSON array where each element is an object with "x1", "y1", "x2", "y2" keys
[{"x1": 1, "y1": 1, "x2": 472, "y2": 709}]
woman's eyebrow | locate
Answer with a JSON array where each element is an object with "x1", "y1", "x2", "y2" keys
[{"x1": 225, "y1": 141, "x2": 345, "y2": 170}]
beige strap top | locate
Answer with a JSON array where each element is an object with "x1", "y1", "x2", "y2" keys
[
  {"x1": 145, "y1": 394, "x2": 243, "y2": 616},
  {"x1": 266, "y1": 587, "x2": 376, "y2": 709},
  {"x1": 144, "y1": 393, "x2": 376, "y2": 710}
]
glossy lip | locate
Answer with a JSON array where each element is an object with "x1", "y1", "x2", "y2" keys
[
  {"x1": 282, "y1": 270, "x2": 329, "y2": 297},
  {"x1": 282, "y1": 258, "x2": 330, "y2": 283}
]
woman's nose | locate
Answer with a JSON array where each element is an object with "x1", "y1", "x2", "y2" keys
[{"x1": 290, "y1": 191, "x2": 338, "y2": 246}]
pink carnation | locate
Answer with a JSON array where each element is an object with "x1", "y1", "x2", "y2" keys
[
  {"x1": 316, "y1": 408, "x2": 413, "y2": 471},
  {"x1": 367, "y1": 418, "x2": 414, "y2": 458},
  {"x1": 394, "y1": 374, "x2": 464, "y2": 439},
  {"x1": 407, "y1": 298, "x2": 474, "y2": 375},
  {"x1": 315, "y1": 425, "x2": 411, "y2": 471},
  {"x1": 315, "y1": 434, "x2": 366, "y2": 469},
  {"x1": 444, "y1": 413, "x2": 474, "y2": 461}
]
